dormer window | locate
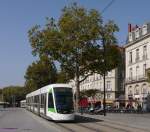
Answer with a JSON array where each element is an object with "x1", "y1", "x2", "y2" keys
[
  {"x1": 142, "y1": 24, "x2": 147, "y2": 35},
  {"x1": 135, "y1": 28, "x2": 139, "y2": 39},
  {"x1": 128, "y1": 32, "x2": 132, "y2": 42}
]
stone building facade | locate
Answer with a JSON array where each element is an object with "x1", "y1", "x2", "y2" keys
[
  {"x1": 69, "y1": 67, "x2": 124, "y2": 106},
  {"x1": 125, "y1": 23, "x2": 150, "y2": 109}
]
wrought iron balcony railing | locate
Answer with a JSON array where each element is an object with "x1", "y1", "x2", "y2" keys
[{"x1": 125, "y1": 75, "x2": 148, "y2": 84}]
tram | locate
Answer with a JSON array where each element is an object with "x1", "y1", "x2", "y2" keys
[
  {"x1": 20, "y1": 100, "x2": 26, "y2": 108},
  {"x1": 26, "y1": 84, "x2": 75, "y2": 121}
]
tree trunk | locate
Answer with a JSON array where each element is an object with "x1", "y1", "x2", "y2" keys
[
  {"x1": 75, "y1": 73, "x2": 80, "y2": 112},
  {"x1": 75, "y1": 47, "x2": 80, "y2": 112}
]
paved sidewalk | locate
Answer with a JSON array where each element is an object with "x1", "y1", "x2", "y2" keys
[{"x1": 77, "y1": 112, "x2": 150, "y2": 131}]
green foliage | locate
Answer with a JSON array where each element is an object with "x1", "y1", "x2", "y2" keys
[
  {"x1": 56, "y1": 70, "x2": 70, "y2": 83},
  {"x1": 91, "y1": 45, "x2": 122, "y2": 75},
  {"x1": 24, "y1": 56, "x2": 57, "y2": 92},
  {"x1": 0, "y1": 89, "x2": 3, "y2": 101},
  {"x1": 2, "y1": 86, "x2": 25, "y2": 105},
  {"x1": 28, "y1": 3, "x2": 121, "y2": 109},
  {"x1": 28, "y1": 3, "x2": 121, "y2": 80},
  {"x1": 28, "y1": 3, "x2": 103, "y2": 81}
]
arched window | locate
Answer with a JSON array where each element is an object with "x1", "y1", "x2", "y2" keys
[
  {"x1": 134, "y1": 86, "x2": 139, "y2": 95},
  {"x1": 142, "y1": 84, "x2": 147, "y2": 94},
  {"x1": 128, "y1": 86, "x2": 132, "y2": 95}
]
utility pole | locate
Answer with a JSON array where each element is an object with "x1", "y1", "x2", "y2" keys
[{"x1": 103, "y1": 37, "x2": 106, "y2": 116}]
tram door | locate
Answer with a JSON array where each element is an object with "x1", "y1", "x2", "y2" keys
[
  {"x1": 44, "y1": 93, "x2": 47, "y2": 115},
  {"x1": 37, "y1": 95, "x2": 40, "y2": 115}
]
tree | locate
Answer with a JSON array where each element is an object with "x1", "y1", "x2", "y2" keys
[
  {"x1": 28, "y1": 3, "x2": 120, "y2": 110},
  {"x1": 2, "y1": 86, "x2": 25, "y2": 106},
  {"x1": 24, "y1": 56, "x2": 57, "y2": 92},
  {"x1": 56, "y1": 69, "x2": 70, "y2": 83},
  {"x1": 0, "y1": 89, "x2": 3, "y2": 101}
]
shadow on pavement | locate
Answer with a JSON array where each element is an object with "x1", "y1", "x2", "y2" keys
[
  {"x1": 74, "y1": 115, "x2": 103, "y2": 123},
  {"x1": 57, "y1": 115, "x2": 103, "y2": 124}
]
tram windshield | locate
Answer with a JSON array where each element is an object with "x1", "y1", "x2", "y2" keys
[{"x1": 54, "y1": 87, "x2": 74, "y2": 114}]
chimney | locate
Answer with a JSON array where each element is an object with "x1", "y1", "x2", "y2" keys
[{"x1": 128, "y1": 23, "x2": 132, "y2": 32}]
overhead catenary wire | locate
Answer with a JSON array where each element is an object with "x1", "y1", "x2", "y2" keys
[{"x1": 101, "y1": 0, "x2": 115, "y2": 14}]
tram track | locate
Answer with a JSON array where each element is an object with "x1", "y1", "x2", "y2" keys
[
  {"x1": 77, "y1": 122, "x2": 128, "y2": 132},
  {"x1": 26, "y1": 109, "x2": 150, "y2": 132},
  {"x1": 55, "y1": 123, "x2": 76, "y2": 132},
  {"x1": 55, "y1": 115, "x2": 128, "y2": 132},
  {"x1": 56, "y1": 122, "x2": 99, "y2": 132},
  {"x1": 77, "y1": 116, "x2": 149, "y2": 132},
  {"x1": 75, "y1": 114, "x2": 149, "y2": 132},
  {"x1": 99, "y1": 118, "x2": 150, "y2": 132}
]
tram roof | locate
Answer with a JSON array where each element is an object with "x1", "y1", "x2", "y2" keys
[
  {"x1": 20, "y1": 100, "x2": 26, "y2": 103},
  {"x1": 26, "y1": 84, "x2": 72, "y2": 98}
]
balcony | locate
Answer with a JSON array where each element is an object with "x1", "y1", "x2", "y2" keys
[{"x1": 125, "y1": 75, "x2": 148, "y2": 84}]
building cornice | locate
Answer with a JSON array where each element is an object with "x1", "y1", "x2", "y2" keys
[{"x1": 124, "y1": 33, "x2": 150, "y2": 48}]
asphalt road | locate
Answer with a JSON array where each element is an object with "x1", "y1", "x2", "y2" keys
[{"x1": 0, "y1": 108, "x2": 150, "y2": 132}]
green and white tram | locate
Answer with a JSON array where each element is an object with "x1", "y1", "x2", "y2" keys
[
  {"x1": 26, "y1": 84, "x2": 75, "y2": 121},
  {"x1": 20, "y1": 100, "x2": 26, "y2": 108}
]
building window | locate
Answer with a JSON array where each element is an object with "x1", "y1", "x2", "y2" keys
[
  {"x1": 143, "y1": 64, "x2": 146, "y2": 76},
  {"x1": 135, "y1": 28, "x2": 139, "y2": 39},
  {"x1": 129, "y1": 51, "x2": 132, "y2": 64},
  {"x1": 143, "y1": 45, "x2": 147, "y2": 59},
  {"x1": 129, "y1": 68, "x2": 133, "y2": 79},
  {"x1": 142, "y1": 24, "x2": 147, "y2": 35},
  {"x1": 107, "y1": 93, "x2": 112, "y2": 99},
  {"x1": 142, "y1": 88, "x2": 147, "y2": 94},
  {"x1": 108, "y1": 71, "x2": 112, "y2": 77},
  {"x1": 136, "y1": 66, "x2": 139, "y2": 78},
  {"x1": 128, "y1": 32, "x2": 132, "y2": 42},
  {"x1": 128, "y1": 87, "x2": 132, "y2": 95},
  {"x1": 134, "y1": 86, "x2": 139, "y2": 95},
  {"x1": 136, "y1": 49, "x2": 140, "y2": 61},
  {"x1": 106, "y1": 81, "x2": 111, "y2": 91},
  {"x1": 95, "y1": 74, "x2": 98, "y2": 81},
  {"x1": 100, "y1": 82, "x2": 102, "y2": 90}
]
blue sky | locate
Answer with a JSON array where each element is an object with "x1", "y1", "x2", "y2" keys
[{"x1": 0, "y1": 0, "x2": 150, "y2": 88}]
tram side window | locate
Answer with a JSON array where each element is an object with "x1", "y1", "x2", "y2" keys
[
  {"x1": 48, "y1": 93, "x2": 54, "y2": 108},
  {"x1": 41, "y1": 94, "x2": 44, "y2": 108},
  {"x1": 35, "y1": 96, "x2": 37, "y2": 107}
]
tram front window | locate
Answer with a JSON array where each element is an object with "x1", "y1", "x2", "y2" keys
[{"x1": 54, "y1": 88, "x2": 74, "y2": 114}]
